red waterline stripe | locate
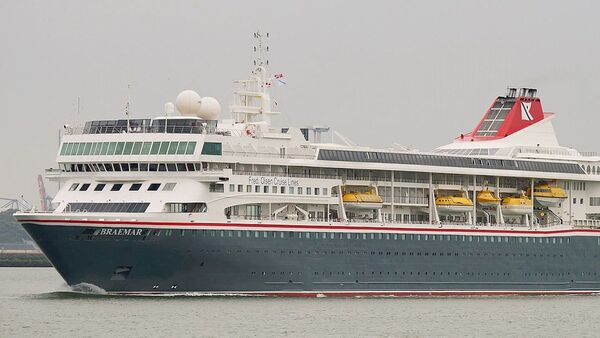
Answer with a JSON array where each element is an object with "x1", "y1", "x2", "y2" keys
[
  {"x1": 17, "y1": 218, "x2": 600, "y2": 235},
  {"x1": 113, "y1": 290, "x2": 600, "y2": 297}
]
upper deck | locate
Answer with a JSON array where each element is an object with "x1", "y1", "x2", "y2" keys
[{"x1": 67, "y1": 117, "x2": 220, "y2": 136}]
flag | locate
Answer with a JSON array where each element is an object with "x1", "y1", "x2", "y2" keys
[{"x1": 274, "y1": 73, "x2": 286, "y2": 85}]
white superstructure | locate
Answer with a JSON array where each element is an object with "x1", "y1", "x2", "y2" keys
[{"x1": 44, "y1": 32, "x2": 600, "y2": 233}]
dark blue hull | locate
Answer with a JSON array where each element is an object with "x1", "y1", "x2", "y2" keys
[{"x1": 21, "y1": 222, "x2": 600, "y2": 295}]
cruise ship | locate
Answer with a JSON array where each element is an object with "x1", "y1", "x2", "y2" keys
[{"x1": 15, "y1": 33, "x2": 600, "y2": 296}]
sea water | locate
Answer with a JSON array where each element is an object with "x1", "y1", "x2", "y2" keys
[{"x1": 1, "y1": 267, "x2": 600, "y2": 337}]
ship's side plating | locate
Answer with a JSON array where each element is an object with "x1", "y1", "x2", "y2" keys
[{"x1": 19, "y1": 218, "x2": 600, "y2": 295}]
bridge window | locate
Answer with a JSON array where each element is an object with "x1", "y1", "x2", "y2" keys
[{"x1": 201, "y1": 142, "x2": 222, "y2": 155}]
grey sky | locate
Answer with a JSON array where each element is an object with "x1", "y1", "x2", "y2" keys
[{"x1": 1, "y1": 0, "x2": 599, "y2": 206}]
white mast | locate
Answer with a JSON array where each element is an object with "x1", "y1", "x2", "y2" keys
[{"x1": 230, "y1": 31, "x2": 280, "y2": 129}]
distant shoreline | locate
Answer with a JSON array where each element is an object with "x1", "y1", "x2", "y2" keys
[{"x1": 0, "y1": 252, "x2": 51, "y2": 267}]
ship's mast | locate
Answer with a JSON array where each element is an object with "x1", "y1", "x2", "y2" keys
[{"x1": 230, "y1": 31, "x2": 280, "y2": 127}]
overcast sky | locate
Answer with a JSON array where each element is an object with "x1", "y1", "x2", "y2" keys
[{"x1": 1, "y1": 0, "x2": 599, "y2": 206}]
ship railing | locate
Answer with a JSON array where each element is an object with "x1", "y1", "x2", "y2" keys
[
  {"x1": 223, "y1": 151, "x2": 314, "y2": 160},
  {"x1": 64, "y1": 124, "x2": 246, "y2": 136}
]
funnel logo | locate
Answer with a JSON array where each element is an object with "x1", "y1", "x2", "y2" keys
[{"x1": 521, "y1": 102, "x2": 533, "y2": 121}]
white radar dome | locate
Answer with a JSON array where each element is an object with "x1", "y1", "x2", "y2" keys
[
  {"x1": 198, "y1": 97, "x2": 221, "y2": 120},
  {"x1": 175, "y1": 90, "x2": 201, "y2": 116}
]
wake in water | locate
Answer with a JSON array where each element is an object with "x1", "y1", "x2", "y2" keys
[{"x1": 69, "y1": 282, "x2": 107, "y2": 295}]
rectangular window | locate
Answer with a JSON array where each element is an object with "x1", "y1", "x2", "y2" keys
[
  {"x1": 201, "y1": 142, "x2": 222, "y2": 155},
  {"x1": 94, "y1": 142, "x2": 103, "y2": 155},
  {"x1": 246, "y1": 185, "x2": 252, "y2": 193},
  {"x1": 94, "y1": 183, "x2": 105, "y2": 191},
  {"x1": 255, "y1": 186, "x2": 260, "y2": 193},
  {"x1": 60, "y1": 143, "x2": 70, "y2": 155},
  {"x1": 68, "y1": 143, "x2": 78, "y2": 155},
  {"x1": 132, "y1": 142, "x2": 143, "y2": 155},
  {"x1": 83, "y1": 143, "x2": 93, "y2": 155},
  {"x1": 100, "y1": 142, "x2": 109, "y2": 155},
  {"x1": 107, "y1": 142, "x2": 117, "y2": 155},
  {"x1": 168, "y1": 141, "x2": 179, "y2": 155},
  {"x1": 79, "y1": 183, "x2": 90, "y2": 191},
  {"x1": 69, "y1": 143, "x2": 79, "y2": 155},
  {"x1": 186, "y1": 142, "x2": 196, "y2": 155},
  {"x1": 280, "y1": 186, "x2": 286, "y2": 194},
  {"x1": 159, "y1": 142, "x2": 170, "y2": 154},
  {"x1": 115, "y1": 142, "x2": 125, "y2": 155},
  {"x1": 130, "y1": 183, "x2": 142, "y2": 191},
  {"x1": 176, "y1": 142, "x2": 188, "y2": 155},
  {"x1": 289, "y1": 186, "x2": 295, "y2": 194},
  {"x1": 229, "y1": 184, "x2": 235, "y2": 192},
  {"x1": 111, "y1": 184, "x2": 123, "y2": 191},
  {"x1": 69, "y1": 183, "x2": 79, "y2": 191},
  {"x1": 315, "y1": 188, "x2": 320, "y2": 195},
  {"x1": 163, "y1": 183, "x2": 177, "y2": 191},
  {"x1": 140, "y1": 163, "x2": 149, "y2": 171},
  {"x1": 263, "y1": 186, "x2": 269, "y2": 193},
  {"x1": 148, "y1": 183, "x2": 161, "y2": 191},
  {"x1": 272, "y1": 186, "x2": 277, "y2": 193},
  {"x1": 76, "y1": 143, "x2": 86, "y2": 155},
  {"x1": 90, "y1": 143, "x2": 99, "y2": 155},
  {"x1": 123, "y1": 142, "x2": 134, "y2": 155},
  {"x1": 141, "y1": 142, "x2": 152, "y2": 155},
  {"x1": 150, "y1": 142, "x2": 161, "y2": 154},
  {"x1": 298, "y1": 187, "x2": 303, "y2": 195},
  {"x1": 238, "y1": 185, "x2": 243, "y2": 192},
  {"x1": 306, "y1": 187, "x2": 312, "y2": 195}
]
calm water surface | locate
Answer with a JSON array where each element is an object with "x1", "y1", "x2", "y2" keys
[{"x1": 2, "y1": 267, "x2": 600, "y2": 337}]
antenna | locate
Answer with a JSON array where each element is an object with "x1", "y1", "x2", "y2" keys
[
  {"x1": 125, "y1": 84, "x2": 131, "y2": 132},
  {"x1": 253, "y1": 30, "x2": 270, "y2": 92}
]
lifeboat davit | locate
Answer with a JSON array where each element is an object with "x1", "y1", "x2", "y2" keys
[
  {"x1": 476, "y1": 188, "x2": 501, "y2": 207},
  {"x1": 501, "y1": 193, "x2": 532, "y2": 215},
  {"x1": 435, "y1": 192, "x2": 473, "y2": 214},
  {"x1": 342, "y1": 187, "x2": 383, "y2": 210},
  {"x1": 527, "y1": 182, "x2": 567, "y2": 207}
]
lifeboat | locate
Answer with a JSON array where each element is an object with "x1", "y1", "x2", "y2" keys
[
  {"x1": 342, "y1": 187, "x2": 383, "y2": 210},
  {"x1": 435, "y1": 192, "x2": 473, "y2": 213},
  {"x1": 526, "y1": 182, "x2": 567, "y2": 207},
  {"x1": 501, "y1": 193, "x2": 533, "y2": 215},
  {"x1": 476, "y1": 188, "x2": 501, "y2": 207}
]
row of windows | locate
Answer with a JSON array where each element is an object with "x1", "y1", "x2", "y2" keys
[
  {"x1": 227, "y1": 184, "x2": 329, "y2": 196},
  {"x1": 251, "y1": 271, "x2": 595, "y2": 278},
  {"x1": 317, "y1": 149, "x2": 585, "y2": 174},
  {"x1": 68, "y1": 182, "x2": 176, "y2": 192},
  {"x1": 64, "y1": 162, "x2": 201, "y2": 173},
  {"x1": 66, "y1": 202, "x2": 149, "y2": 213},
  {"x1": 573, "y1": 181, "x2": 587, "y2": 191},
  {"x1": 165, "y1": 203, "x2": 207, "y2": 213},
  {"x1": 150, "y1": 228, "x2": 573, "y2": 245},
  {"x1": 60, "y1": 141, "x2": 197, "y2": 156},
  {"x1": 201, "y1": 248, "x2": 564, "y2": 259}
]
